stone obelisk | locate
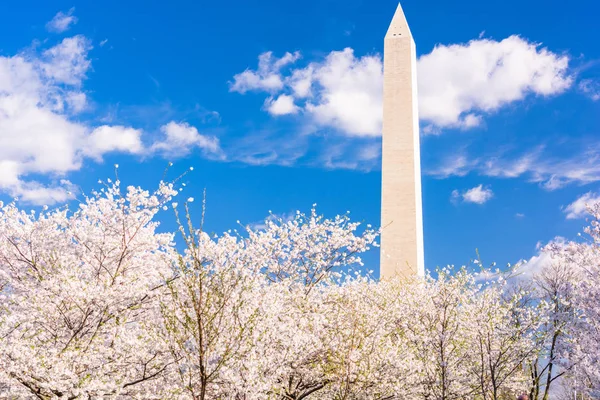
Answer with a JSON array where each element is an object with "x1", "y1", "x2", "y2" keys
[{"x1": 380, "y1": 2, "x2": 424, "y2": 278}]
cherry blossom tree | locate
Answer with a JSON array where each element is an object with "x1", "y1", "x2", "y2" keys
[
  {"x1": 0, "y1": 179, "x2": 178, "y2": 398},
  {"x1": 160, "y1": 204, "x2": 379, "y2": 400},
  {"x1": 319, "y1": 278, "x2": 413, "y2": 400},
  {"x1": 387, "y1": 269, "x2": 479, "y2": 399},
  {"x1": 2, "y1": 175, "x2": 595, "y2": 400},
  {"x1": 525, "y1": 261, "x2": 581, "y2": 400},
  {"x1": 245, "y1": 210, "x2": 378, "y2": 399},
  {"x1": 159, "y1": 202, "x2": 266, "y2": 399},
  {"x1": 544, "y1": 201, "x2": 600, "y2": 398},
  {"x1": 467, "y1": 281, "x2": 538, "y2": 400},
  {"x1": 256, "y1": 278, "x2": 401, "y2": 400}
]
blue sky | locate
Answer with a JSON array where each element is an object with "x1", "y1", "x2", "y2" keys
[{"x1": 0, "y1": 0, "x2": 599, "y2": 276}]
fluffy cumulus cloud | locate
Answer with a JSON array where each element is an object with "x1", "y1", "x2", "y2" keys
[
  {"x1": 46, "y1": 8, "x2": 78, "y2": 33},
  {"x1": 84, "y1": 126, "x2": 144, "y2": 161},
  {"x1": 0, "y1": 35, "x2": 93, "y2": 203},
  {"x1": 231, "y1": 36, "x2": 573, "y2": 136},
  {"x1": 418, "y1": 35, "x2": 572, "y2": 129},
  {"x1": 0, "y1": 30, "x2": 219, "y2": 204},
  {"x1": 563, "y1": 192, "x2": 600, "y2": 220},
  {"x1": 451, "y1": 184, "x2": 493, "y2": 205},
  {"x1": 230, "y1": 51, "x2": 300, "y2": 94},
  {"x1": 151, "y1": 121, "x2": 222, "y2": 158},
  {"x1": 264, "y1": 94, "x2": 299, "y2": 116},
  {"x1": 231, "y1": 48, "x2": 383, "y2": 136},
  {"x1": 304, "y1": 49, "x2": 383, "y2": 136}
]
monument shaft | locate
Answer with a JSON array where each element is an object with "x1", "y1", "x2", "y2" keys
[{"x1": 380, "y1": 3, "x2": 424, "y2": 278}]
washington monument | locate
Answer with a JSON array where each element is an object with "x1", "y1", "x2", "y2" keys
[{"x1": 380, "y1": 3, "x2": 425, "y2": 278}]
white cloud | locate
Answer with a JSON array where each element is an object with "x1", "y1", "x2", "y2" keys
[
  {"x1": 152, "y1": 121, "x2": 222, "y2": 158},
  {"x1": 450, "y1": 189, "x2": 461, "y2": 204},
  {"x1": 511, "y1": 237, "x2": 566, "y2": 283},
  {"x1": 0, "y1": 161, "x2": 20, "y2": 187},
  {"x1": 0, "y1": 27, "x2": 233, "y2": 204},
  {"x1": 289, "y1": 66, "x2": 314, "y2": 98},
  {"x1": 430, "y1": 154, "x2": 479, "y2": 178},
  {"x1": 463, "y1": 185, "x2": 493, "y2": 204},
  {"x1": 231, "y1": 48, "x2": 382, "y2": 137},
  {"x1": 304, "y1": 48, "x2": 383, "y2": 136},
  {"x1": 40, "y1": 36, "x2": 91, "y2": 85},
  {"x1": 563, "y1": 192, "x2": 600, "y2": 220},
  {"x1": 578, "y1": 79, "x2": 600, "y2": 101},
  {"x1": 0, "y1": 33, "x2": 229, "y2": 204},
  {"x1": 488, "y1": 146, "x2": 600, "y2": 190},
  {"x1": 46, "y1": 8, "x2": 78, "y2": 33},
  {"x1": 85, "y1": 126, "x2": 144, "y2": 161},
  {"x1": 231, "y1": 36, "x2": 573, "y2": 137},
  {"x1": 65, "y1": 91, "x2": 87, "y2": 113},
  {"x1": 418, "y1": 35, "x2": 572, "y2": 129},
  {"x1": 225, "y1": 127, "x2": 309, "y2": 168},
  {"x1": 0, "y1": 37, "x2": 91, "y2": 203},
  {"x1": 9, "y1": 180, "x2": 77, "y2": 205},
  {"x1": 264, "y1": 94, "x2": 299, "y2": 115},
  {"x1": 452, "y1": 184, "x2": 494, "y2": 205},
  {"x1": 320, "y1": 140, "x2": 381, "y2": 170},
  {"x1": 0, "y1": 35, "x2": 199, "y2": 205},
  {"x1": 229, "y1": 51, "x2": 300, "y2": 94},
  {"x1": 482, "y1": 151, "x2": 541, "y2": 179},
  {"x1": 540, "y1": 175, "x2": 569, "y2": 191},
  {"x1": 428, "y1": 143, "x2": 600, "y2": 190},
  {"x1": 513, "y1": 250, "x2": 553, "y2": 282}
]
